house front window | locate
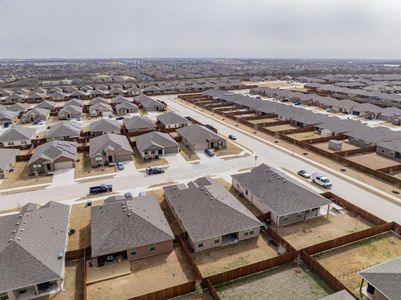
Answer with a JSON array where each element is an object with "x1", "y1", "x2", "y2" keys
[
  {"x1": 130, "y1": 249, "x2": 136, "y2": 256},
  {"x1": 198, "y1": 243, "x2": 203, "y2": 248},
  {"x1": 150, "y1": 245, "x2": 156, "y2": 252}
]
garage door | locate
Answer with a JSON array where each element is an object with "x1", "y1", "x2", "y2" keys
[{"x1": 54, "y1": 161, "x2": 73, "y2": 170}]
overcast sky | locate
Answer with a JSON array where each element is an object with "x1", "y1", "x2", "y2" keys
[{"x1": 0, "y1": 0, "x2": 400, "y2": 59}]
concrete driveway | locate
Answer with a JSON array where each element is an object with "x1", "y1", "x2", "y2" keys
[
  {"x1": 50, "y1": 168, "x2": 75, "y2": 187},
  {"x1": 165, "y1": 153, "x2": 188, "y2": 169},
  {"x1": 115, "y1": 161, "x2": 139, "y2": 177}
]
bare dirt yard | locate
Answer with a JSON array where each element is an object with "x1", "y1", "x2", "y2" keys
[
  {"x1": 216, "y1": 262, "x2": 332, "y2": 300},
  {"x1": 38, "y1": 259, "x2": 84, "y2": 300},
  {"x1": 0, "y1": 161, "x2": 52, "y2": 190},
  {"x1": 179, "y1": 142, "x2": 200, "y2": 162},
  {"x1": 276, "y1": 213, "x2": 372, "y2": 250},
  {"x1": 249, "y1": 118, "x2": 279, "y2": 125},
  {"x1": 171, "y1": 289, "x2": 213, "y2": 300},
  {"x1": 347, "y1": 152, "x2": 400, "y2": 170},
  {"x1": 287, "y1": 131, "x2": 322, "y2": 141},
  {"x1": 86, "y1": 246, "x2": 196, "y2": 300},
  {"x1": 193, "y1": 234, "x2": 278, "y2": 278},
  {"x1": 313, "y1": 141, "x2": 361, "y2": 153},
  {"x1": 74, "y1": 152, "x2": 116, "y2": 179},
  {"x1": 67, "y1": 202, "x2": 104, "y2": 252},
  {"x1": 266, "y1": 124, "x2": 297, "y2": 132},
  {"x1": 315, "y1": 232, "x2": 401, "y2": 294},
  {"x1": 215, "y1": 140, "x2": 243, "y2": 157}
]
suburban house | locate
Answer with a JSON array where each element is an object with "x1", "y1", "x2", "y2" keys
[
  {"x1": 89, "y1": 103, "x2": 113, "y2": 117},
  {"x1": 177, "y1": 124, "x2": 226, "y2": 151},
  {"x1": 123, "y1": 116, "x2": 156, "y2": 134},
  {"x1": 0, "y1": 126, "x2": 36, "y2": 147},
  {"x1": 0, "y1": 201, "x2": 70, "y2": 300},
  {"x1": 109, "y1": 88, "x2": 126, "y2": 96},
  {"x1": 89, "y1": 97, "x2": 110, "y2": 106},
  {"x1": 332, "y1": 100, "x2": 358, "y2": 114},
  {"x1": 232, "y1": 164, "x2": 332, "y2": 226},
  {"x1": 70, "y1": 90, "x2": 87, "y2": 99},
  {"x1": 90, "y1": 194, "x2": 174, "y2": 267},
  {"x1": 358, "y1": 256, "x2": 401, "y2": 300},
  {"x1": 164, "y1": 177, "x2": 262, "y2": 252},
  {"x1": 134, "y1": 94, "x2": 166, "y2": 111},
  {"x1": 126, "y1": 87, "x2": 141, "y2": 96},
  {"x1": 21, "y1": 108, "x2": 50, "y2": 124},
  {"x1": 1, "y1": 93, "x2": 26, "y2": 104},
  {"x1": 46, "y1": 121, "x2": 81, "y2": 141},
  {"x1": 8, "y1": 103, "x2": 30, "y2": 114},
  {"x1": 378, "y1": 107, "x2": 401, "y2": 123},
  {"x1": 135, "y1": 131, "x2": 180, "y2": 159},
  {"x1": 0, "y1": 148, "x2": 18, "y2": 179},
  {"x1": 64, "y1": 98, "x2": 84, "y2": 108},
  {"x1": 89, "y1": 89, "x2": 108, "y2": 98},
  {"x1": 347, "y1": 127, "x2": 401, "y2": 147},
  {"x1": 115, "y1": 101, "x2": 138, "y2": 115},
  {"x1": 377, "y1": 140, "x2": 401, "y2": 161},
  {"x1": 111, "y1": 96, "x2": 131, "y2": 105},
  {"x1": 27, "y1": 140, "x2": 77, "y2": 175},
  {"x1": 0, "y1": 110, "x2": 18, "y2": 126},
  {"x1": 58, "y1": 105, "x2": 83, "y2": 120},
  {"x1": 35, "y1": 100, "x2": 58, "y2": 112},
  {"x1": 89, "y1": 133, "x2": 133, "y2": 167},
  {"x1": 88, "y1": 118, "x2": 121, "y2": 136},
  {"x1": 157, "y1": 111, "x2": 191, "y2": 129}
]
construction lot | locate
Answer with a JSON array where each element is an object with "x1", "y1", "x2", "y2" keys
[
  {"x1": 276, "y1": 212, "x2": 373, "y2": 250},
  {"x1": 315, "y1": 231, "x2": 401, "y2": 294},
  {"x1": 216, "y1": 262, "x2": 332, "y2": 300},
  {"x1": 347, "y1": 152, "x2": 401, "y2": 170},
  {"x1": 86, "y1": 246, "x2": 196, "y2": 300},
  {"x1": 193, "y1": 234, "x2": 278, "y2": 277}
]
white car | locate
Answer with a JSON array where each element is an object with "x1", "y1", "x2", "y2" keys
[{"x1": 311, "y1": 173, "x2": 332, "y2": 189}]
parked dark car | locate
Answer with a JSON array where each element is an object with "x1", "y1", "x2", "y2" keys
[
  {"x1": 116, "y1": 116, "x2": 125, "y2": 120},
  {"x1": 297, "y1": 169, "x2": 311, "y2": 179},
  {"x1": 146, "y1": 167, "x2": 165, "y2": 175},
  {"x1": 228, "y1": 134, "x2": 237, "y2": 140},
  {"x1": 89, "y1": 184, "x2": 113, "y2": 194},
  {"x1": 205, "y1": 148, "x2": 215, "y2": 157},
  {"x1": 116, "y1": 162, "x2": 124, "y2": 170}
]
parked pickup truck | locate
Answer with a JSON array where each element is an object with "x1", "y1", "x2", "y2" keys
[{"x1": 89, "y1": 184, "x2": 113, "y2": 194}]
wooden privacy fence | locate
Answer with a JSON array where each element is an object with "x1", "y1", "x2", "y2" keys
[
  {"x1": 206, "y1": 251, "x2": 297, "y2": 286},
  {"x1": 321, "y1": 192, "x2": 387, "y2": 226},
  {"x1": 130, "y1": 281, "x2": 196, "y2": 300},
  {"x1": 267, "y1": 226, "x2": 297, "y2": 254},
  {"x1": 206, "y1": 279, "x2": 221, "y2": 300},
  {"x1": 302, "y1": 222, "x2": 393, "y2": 256}
]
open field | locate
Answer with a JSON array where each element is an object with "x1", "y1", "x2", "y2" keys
[
  {"x1": 276, "y1": 213, "x2": 373, "y2": 250},
  {"x1": 132, "y1": 147, "x2": 169, "y2": 169},
  {"x1": 313, "y1": 141, "x2": 361, "y2": 153},
  {"x1": 86, "y1": 246, "x2": 196, "y2": 300},
  {"x1": 0, "y1": 161, "x2": 52, "y2": 189},
  {"x1": 74, "y1": 152, "x2": 116, "y2": 179},
  {"x1": 347, "y1": 152, "x2": 400, "y2": 170},
  {"x1": 315, "y1": 231, "x2": 401, "y2": 294},
  {"x1": 266, "y1": 124, "x2": 297, "y2": 132},
  {"x1": 193, "y1": 234, "x2": 278, "y2": 277},
  {"x1": 38, "y1": 259, "x2": 84, "y2": 300},
  {"x1": 216, "y1": 262, "x2": 332, "y2": 300},
  {"x1": 287, "y1": 131, "x2": 322, "y2": 141}
]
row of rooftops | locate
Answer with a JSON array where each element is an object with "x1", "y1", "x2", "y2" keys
[{"x1": 203, "y1": 89, "x2": 401, "y2": 147}]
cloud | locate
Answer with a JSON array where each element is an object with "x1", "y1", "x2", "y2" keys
[{"x1": 0, "y1": 0, "x2": 400, "y2": 59}]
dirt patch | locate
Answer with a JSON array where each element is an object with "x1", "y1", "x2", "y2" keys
[
  {"x1": 74, "y1": 152, "x2": 116, "y2": 179},
  {"x1": 267, "y1": 124, "x2": 297, "y2": 132},
  {"x1": 179, "y1": 143, "x2": 200, "y2": 161},
  {"x1": 216, "y1": 262, "x2": 332, "y2": 300},
  {"x1": 193, "y1": 234, "x2": 278, "y2": 277},
  {"x1": 287, "y1": 131, "x2": 321, "y2": 141},
  {"x1": 315, "y1": 232, "x2": 401, "y2": 294},
  {"x1": 215, "y1": 140, "x2": 243, "y2": 157},
  {"x1": 276, "y1": 213, "x2": 373, "y2": 250},
  {"x1": 0, "y1": 161, "x2": 52, "y2": 189},
  {"x1": 248, "y1": 118, "x2": 278, "y2": 125},
  {"x1": 132, "y1": 147, "x2": 169, "y2": 169},
  {"x1": 347, "y1": 152, "x2": 400, "y2": 170},
  {"x1": 86, "y1": 246, "x2": 196, "y2": 300},
  {"x1": 313, "y1": 141, "x2": 361, "y2": 153}
]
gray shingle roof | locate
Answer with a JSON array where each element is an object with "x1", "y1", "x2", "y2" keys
[
  {"x1": 157, "y1": 111, "x2": 189, "y2": 126},
  {"x1": 0, "y1": 148, "x2": 18, "y2": 171},
  {"x1": 28, "y1": 140, "x2": 77, "y2": 166},
  {"x1": 115, "y1": 101, "x2": 138, "y2": 111},
  {"x1": 89, "y1": 133, "x2": 133, "y2": 158},
  {"x1": 164, "y1": 178, "x2": 262, "y2": 243},
  {"x1": 232, "y1": 164, "x2": 331, "y2": 216},
  {"x1": 0, "y1": 126, "x2": 36, "y2": 142},
  {"x1": 123, "y1": 116, "x2": 156, "y2": 131},
  {"x1": 134, "y1": 94, "x2": 166, "y2": 110},
  {"x1": 88, "y1": 118, "x2": 121, "y2": 133},
  {"x1": 91, "y1": 195, "x2": 174, "y2": 257},
  {"x1": 136, "y1": 131, "x2": 179, "y2": 153},
  {"x1": 0, "y1": 202, "x2": 70, "y2": 292},
  {"x1": 46, "y1": 121, "x2": 81, "y2": 139},
  {"x1": 177, "y1": 124, "x2": 222, "y2": 145},
  {"x1": 320, "y1": 290, "x2": 355, "y2": 300},
  {"x1": 359, "y1": 256, "x2": 401, "y2": 300}
]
